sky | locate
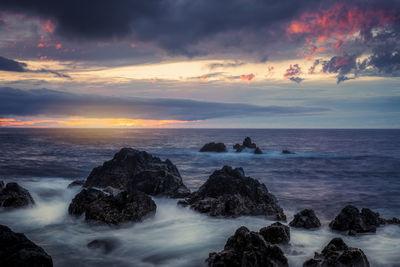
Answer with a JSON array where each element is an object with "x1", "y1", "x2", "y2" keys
[{"x1": 0, "y1": 0, "x2": 399, "y2": 128}]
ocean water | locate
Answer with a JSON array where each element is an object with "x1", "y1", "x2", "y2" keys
[{"x1": 0, "y1": 128, "x2": 399, "y2": 266}]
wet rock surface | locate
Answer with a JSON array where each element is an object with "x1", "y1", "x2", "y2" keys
[
  {"x1": 281, "y1": 150, "x2": 295, "y2": 154},
  {"x1": 0, "y1": 181, "x2": 34, "y2": 208},
  {"x1": 329, "y1": 205, "x2": 384, "y2": 234},
  {"x1": 233, "y1": 137, "x2": 263, "y2": 154},
  {"x1": 200, "y1": 142, "x2": 227, "y2": 152},
  {"x1": 303, "y1": 237, "x2": 370, "y2": 267},
  {"x1": 84, "y1": 148, "x2": 190, "y2": 198},
  {"x1": 68, "y1": 188, "x2": 156, "y2": 224},
  {"x1": 67, "y1": 180, "x2": 85, "y2": 188},
  {"x1": 259, "y1": 222, "x2": 290, "y2": 245},
  {"x1": 0, "y1": 224, "x2": 53, "y2": 267},
  {"x1": 289, "y1": 209, "x2": 321, "y2": 229},
  {"x1": 178, "y1": 166, "x2": 286, "y2": 220},
  {"x1": 206, "y1": 226, "x2": 288, "y2": 267}
]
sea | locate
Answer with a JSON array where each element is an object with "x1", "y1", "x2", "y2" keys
[{"x1": 0, "y1": 128, "x2": 399, "y2": 266}]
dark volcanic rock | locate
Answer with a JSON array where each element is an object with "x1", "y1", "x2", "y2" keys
[
  {"x1": 178, "y1": 166, "x2": 286, "y2": 220},
  {"x1": 254, "y1": 147, "x2": 263, "y2": 154},
  {"x1": 259, "y1": 222, "x2": 290, "y2": 245},
  {"x1": 200, "y1": 142, "x2": 227, "y2": 152},
  {"x1": 384, "y1": 217, "x2": 400, "y2": 224},
  {"x1": 233, "y1": 137, "x2": 258, "y2": 153},
  {"x1": 281, "y1": 150, "x2": 295, "y2": 154},
  {"x1": 303, "y1": 237, "x2": 370, "y2": 267},
  {"x1": 68, "y1": 188, "x2": 156, "y2": 224},
  {"x1": 207, "y1": 226, "x2": 288, "y2": 267},
  {"x1": 84, "y1": 148, "x2": 190, "y2": 198},
  {"x1": 289, "y1": 209, "x2": 321, "y2": 229},
  {"x1": 0, "y1": 224, "x2": 53, "y2": 267},
  {"x1": 67, "y1": 180, "x2": 85, "y2": 188},
  {"x1": 329, "y1": 205, "x2": 384, "y2": 234},
  {"x1": 87, "y1": 238, "x2": 119, "y2": 254},
  {"x1": 0, "y1": 181, "x2": 34, "y2": 208}
]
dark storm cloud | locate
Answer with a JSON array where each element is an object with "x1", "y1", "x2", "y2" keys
[
  {"x1": 368, "y1": 44, "x2": 400, "y2": 76},
  {"x1": 0, "y1": 0, "x2": 320, "y2": 55},
  {"x1": 0, "y1": 56, "x2": 27, "y2": 72},
  {"x1": 0, "y1": 55, "x2": 70, "y2": 78},
  {"x1": 0, "y1": 87, "x2": 327, "y2": 120}
]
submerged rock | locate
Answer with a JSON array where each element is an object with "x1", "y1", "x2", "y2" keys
[
  {"x1": 0, "y1": 224, "x2": 53, "y2": 267},
  {"x1": 233, "y1": 137, "x2": 262, "y2": 154},
  {"x1": 200, "y1": 142, "x2": 227, "y2": 152},
  {"x1": 281, "y1": 150, "x2": 295, "y2": 154},
  {"x1": 68, "y1": 188, "x2": 156, "y2": 224},
  {"x1": 206, "y1": 226, "x2": 288, "y2": 267},
  {"x1": 67, "y1": 180, "x2": 85, "y2": 188},
  {"x1": 178, "y1": 166, "x2": 286, "y2": 220},
  {"x1": 87, "y1": 238, "x2": 119, "y2": 254},
  {"x1": 259, "y1": 222, "x2": 290, "y2": 245},
  {"x1": 84, "y1": 148, "x2": 190, "y2": 198},
  {"x1": 289, "y1": 209, "x2": 321, "y2": 229},
  {"x1": 0, "y1": 181, "x2": 34, "y2": 208},
  {"x1": 329, "y1": 205, "x2": 384, "y2": 234},
  {"x1": 384, "y1": 217, "x2": 400, "y2": 224},
  {"x1": 303, "y1": 237, "x2": 370, "y2": 267}
]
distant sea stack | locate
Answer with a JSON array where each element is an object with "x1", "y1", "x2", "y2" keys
[
  {"x1": 233, "y1": 137, "x2": 263, "y2": 154},
  {"x1": 84, "y1": 148, "x2": 190, "y2": 198},
  {"x1": 199, "y1": 142, "x2": 227, "y2": 152},
  {"x1": 178, "y1": 166, "x2": 286, "y2": 220}
]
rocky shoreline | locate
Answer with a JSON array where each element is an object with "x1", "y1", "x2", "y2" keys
[{"x1": 1, "y1": 144, "x2": 399, "y2": 266}]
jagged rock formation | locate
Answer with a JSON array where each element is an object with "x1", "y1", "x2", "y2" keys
[
  {"x1": 0, "y1": 181, "x2": 34, "y2": 208},
  {"x1": 68, "y1": 188, "x2": 156, "y2": 224},
  {"x1": 206, "y1": 226, "x2": 288, "y2": 267},
  {"x1": 289, "y1": 209, "x2": 321, "y2": 229},
  {"x1": 178, "y1": 166, "x2": 285, "y2": 220},
  {"x1": 84, "y1": 148, "x2": 190, "y2": 198},
  {"x1": 0, "y1": 224, "x2": 53, "y2": 267},
  {"x1": 303, "y1": 237, "x2": 370, "y2": 267}
]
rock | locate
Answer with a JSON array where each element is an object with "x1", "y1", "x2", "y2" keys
[
  {"x1": 348, "y1": 230, "x2": 357, "y2": 236},
  {"x1": 282, "y1": 150, "x2": 295, "y2": 154},
  {"x1": 206, "y1": 226, "x2": 288, "y2": 267},
  {"x1": 303, "y1": 237, "x2": 370, "y2": 267},
  {"x1": 84, "y1": 148, "x2": 190, "y2": 198},
  {"x1": 200, "y1": 142, "x2": 227, "y2": 152},
  {"x1": 0, "y1": 224, "x2": 53, "y2": 267},
  {"x1": 0, "y1": 181, "x2": 35, "y2": 208},
  {"x1": 233, "y1": 137, "x2": 258, "y2": 152},
  {"x1": 67, "y1": 180, "x2": 85, "y2": 188},
  {"x1": 329, "y1": 205, "x2": 384, "y2": 234},
  {"x1": 178, "y1": 166, "x2": 286, "y2": 220},
  {"x1": 384, "y1": 217, "x2": 400, "y2": 224},
  {"x1": 87, "y1": 238, "x2": 119, "y2": 254},
  {"x1": 254, "y1": 147, "x2": 263, "y2": 154},
  {"x1": 289, "y1": 209, "x2": 321, "y2": 229},
  {"x1": 68, "y1": 188, "x2": 156, "y2": 224},
  {"x1": 259, "y1": 222, "x2": 290, "y2": 244}
]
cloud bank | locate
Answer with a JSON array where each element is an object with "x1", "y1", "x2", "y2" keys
[{"x1": 0, "y1": 87, "x2": 327, "y2": 121}]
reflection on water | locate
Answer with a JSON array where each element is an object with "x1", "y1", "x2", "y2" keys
[{"x1": 0, "y1": 129, "x2": 400, "y2": 266}]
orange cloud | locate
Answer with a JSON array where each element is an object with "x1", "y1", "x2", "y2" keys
[
  {"x1": 42, "y1": 20, "x2": 55, "y2": 33},
  {"x1": 240, "y1": 73, "x2": 255, "y2": 83},
  {"x1": 287, "y1": 3, "x2": 398, "y2": 57},
  {"x1": 0, "y1": 117, "x2": 200, "y2": 128}
]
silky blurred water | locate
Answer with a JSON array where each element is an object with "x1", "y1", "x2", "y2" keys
[{"x1": 0, "y1": 129, "x2": 399, "y2": 266}]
